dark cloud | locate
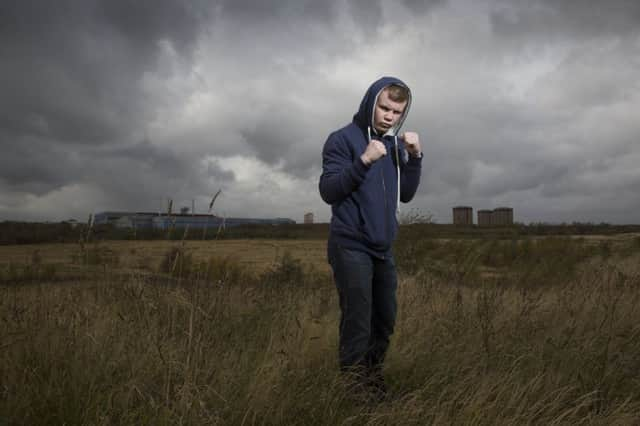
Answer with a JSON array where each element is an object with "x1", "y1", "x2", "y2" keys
[
  {"x1": 89, "y1": 140, "x2": 235, "y2": 207},
  {"x1": 97, "y1": 0, "x2": 209, "y2": 54},
  {"x1": 473, "y1": 161, "x2": 570, "y2": 197},
  {"x1": 401, "y1": 0, "x2": 447, "y2": 15},
  {"x1": 347, "y1": 0, "x2": 383, "y2": 35},
  {"x1": 218, "y1": 0, "x2": 336, "y2": 23},
  {"x1": 490, "y1": 0, "x2": 640, "y2": 42},
  {"x1": 0, "y1": 0, "x2": 222, "y2": 219},
  {"x1": 0, "y1": 132, "x2": 81, "y2": 193},
  {"x1": 1, "y1": 0, "x2": 640, "y2": 224},
  {"x1": 104, "y1": 140, "x2": 189, "y2": 178},
  {"x1": 0, "y1": 131, "x2": 235, "y2": 217},
  {"x1": 240, "y1": 123, "x2": 290, "y2": 166},
  {"x1": 237, "y1": 97, "x2": 321, "y2": 178},
  {"x1": 0, "y1": 0, "x2": 210, "y2": 144}
]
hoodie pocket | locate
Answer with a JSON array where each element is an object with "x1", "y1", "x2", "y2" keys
[{"x1": 354, "y1": 185, "x2": 388, "y2": 249}]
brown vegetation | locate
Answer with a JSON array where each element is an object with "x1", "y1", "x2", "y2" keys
[{"x1": 2, "y1": 230, "x2": 640, "y2": 424}]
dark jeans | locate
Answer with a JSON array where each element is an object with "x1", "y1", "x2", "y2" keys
[{"x1": 328, "y1": 244, "x2": 398, "y2": 372}]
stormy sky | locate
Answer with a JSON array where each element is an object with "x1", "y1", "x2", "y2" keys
[{"x1": 2, "y1": 0, "x2": 640, "y2": 224}]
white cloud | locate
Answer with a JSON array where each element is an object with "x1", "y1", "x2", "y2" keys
[{"x1": 203, "y1": 155, "x2": 328, "y2": 222}]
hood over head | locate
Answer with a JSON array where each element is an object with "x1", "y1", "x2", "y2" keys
[{"x1": 353, "y1": 76, "x2": 412, "y2": 137}]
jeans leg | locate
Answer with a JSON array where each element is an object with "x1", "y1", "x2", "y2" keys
[
  {"x1": 368, "y1": 254, "x2": 398, "y2": 368},
  {"x1": 328, "y1": 245, "x2": 374, "y2": 370}
]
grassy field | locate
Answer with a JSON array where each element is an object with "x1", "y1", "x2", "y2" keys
[
  {"x1": 0, "y1": 239, "x2": 330, "y2": 275},
  {"x1": 2, "y1": 231, "x2": 640, "y2": 424}
]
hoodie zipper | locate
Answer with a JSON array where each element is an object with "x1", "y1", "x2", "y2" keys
[{"x1": 369, "y1": 126, "x2": 391, "y2": 257}]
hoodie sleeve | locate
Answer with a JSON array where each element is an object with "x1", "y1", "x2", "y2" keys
[
  {"x1": 400, "y1": 153, "x2": 422, "y2": 203},
  {"x1": 319, "y1": 132, "x2": 370, "y2": 205}
]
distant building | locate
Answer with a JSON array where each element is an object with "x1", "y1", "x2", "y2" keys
[
  {"x1": 477, "y1": 210, "x2": 493, "y2": 227},
  {"x1": 453, "y1": 206, "x2": 473, "y2": 225},
  {"x1": 94, "y1": 211, "x2": 136, "y2": 225},
  {"x1": 94, "y1": 211, "x2": 295, "y2": 230},
  {"x1": 492, "y1": 207, "x2": 514, "y2": 226},
  {"x1": 150, "y1": 215, "x2": 295, "y2": 230},
  {"x1": 304, "y1": 212, "x2": 314, "y2": 224},
  {"x1": 477, "y1": 207, "x2": 514, "y2": 226}
]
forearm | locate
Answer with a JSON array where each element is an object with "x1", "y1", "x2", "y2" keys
[
  {"x1": 399, "y1": 156, "x2": 422, "y2": 203},
  {"x1": 319, "y1": 156, "x2": 370, "y2": 204}
]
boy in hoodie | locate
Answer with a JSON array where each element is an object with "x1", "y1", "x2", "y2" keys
[{"x1": 319, "y1": 76, "x2": 422, "y2": 396}]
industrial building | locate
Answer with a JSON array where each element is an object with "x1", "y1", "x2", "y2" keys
[
  {"x1": 94, "y1": 211, "x2": 295, "y2": 229},
  {"x1": 452, "y1": 206, "x2": 473, "y2": 225}
]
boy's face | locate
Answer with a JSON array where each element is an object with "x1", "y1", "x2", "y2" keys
[{"x1": 373, "y1": 88, "x2": 407, "y2": 134}]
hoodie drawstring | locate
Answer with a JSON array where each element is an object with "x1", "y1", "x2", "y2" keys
[{"x1": 394, "y1": 136, "x2": 401, "y2": 219}]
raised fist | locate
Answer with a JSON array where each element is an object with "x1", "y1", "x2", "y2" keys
[
  {"x1": 361, "y1": 139, "x2": 387, "y2": 165},
  {"x1": 401, "y1": 132, "x2": 421, "y2": 157}
]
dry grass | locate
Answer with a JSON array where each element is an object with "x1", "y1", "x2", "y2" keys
[
  {"x1": 0, "y1": 239, "x2": 330, "y2": 275},
  {"x1": 2, "y1": 235, "x2": 640, "y2": 424}
]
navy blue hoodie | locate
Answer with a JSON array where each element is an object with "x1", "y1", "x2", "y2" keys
[{"x1": 319, "y1": 76, "x2": 422, "y2": 258}]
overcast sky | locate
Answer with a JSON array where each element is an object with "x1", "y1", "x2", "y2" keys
[{"x1": 2, "y1": 0, "x2": 640, "y2": 224}]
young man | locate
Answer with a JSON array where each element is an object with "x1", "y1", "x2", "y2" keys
[{"x1": 319, "y1": 76, "x2": 422, "y2": 396}]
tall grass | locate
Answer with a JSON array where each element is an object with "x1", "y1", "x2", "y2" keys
[{"x1": 2, "y1": 237, "x2": 640, "y2": 424}]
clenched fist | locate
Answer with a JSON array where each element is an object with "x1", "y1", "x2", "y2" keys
[
  {"x1": 401, "y1": 132, "x2": 421, "y2": 157},
  {"x1": 361, "y1": 139, "x2": 387, "y2": 166}
]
